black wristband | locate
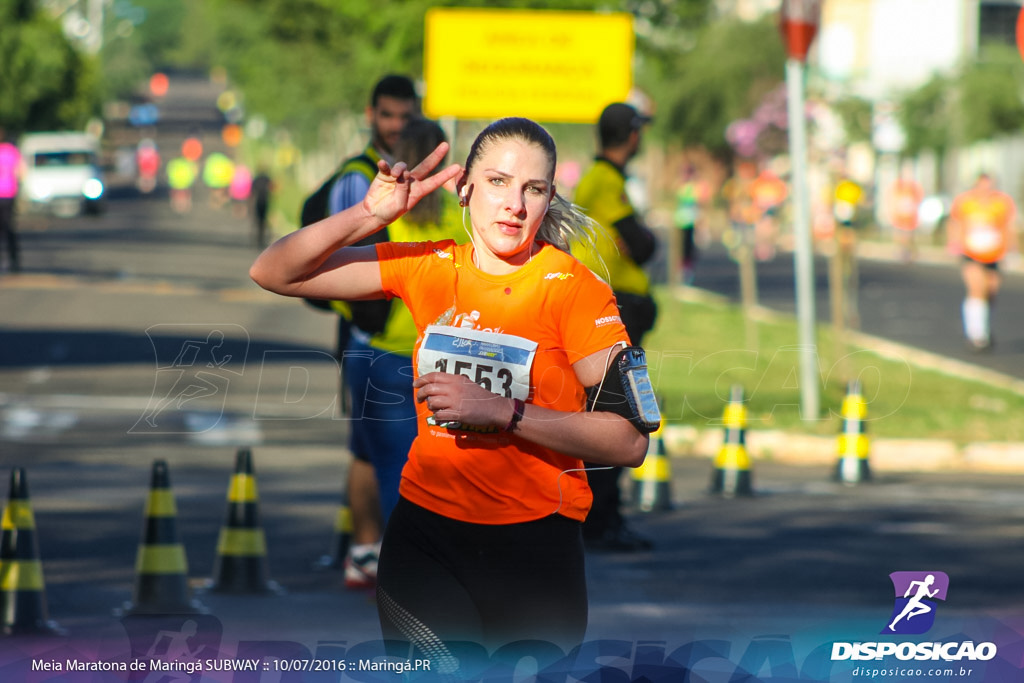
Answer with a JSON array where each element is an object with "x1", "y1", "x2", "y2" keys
[{"x1": 504, "y1": 398, "x2": 525, "y2": 432}]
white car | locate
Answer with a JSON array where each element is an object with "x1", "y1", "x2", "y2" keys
[{"x1": 19, "y1": 132, "x2": 106, "y2": 217}]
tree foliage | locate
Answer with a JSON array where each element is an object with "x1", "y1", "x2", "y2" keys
[
  {"x1": 98, "y1": 26, "x2": 150, "y2": 101},
  {"x1": 3, "y1": 0, "x2": 774, "y2": 157},
  {"x1": 125, "y1": 0, "x2": 713, "y2": 147},
  {"x1": 15, "y1": 0, "x2": 1024, "y2": 173},
  {"x1": 957, "y1": 45, "x2": 1024, "y2": 144},
  {"x1": 898, "y1": 44, "x2": 1024, "y2": 157},
  {"x1": 131, "y1": 0, "x2": 195, "y2": 67},
  {"x1": 645, "y1": 15, "x2": 787, "y2": 161},
  {"x1": 0, "y1": 2, "x2": 101, "y2": 135},
  {"x1": 897, "y1": 74, "x2": 952, "y2": 157},
  {"x1": 830, "y1": 96, "x2": 872, "y2": 145}
]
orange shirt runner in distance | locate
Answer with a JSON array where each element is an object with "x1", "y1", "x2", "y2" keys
[
  {"x1": 950, "y1": 179, "x2": 1017, "y2": 264},
  {"x1": 887, "y1": 177, "x2": 924, "y2": 232}
]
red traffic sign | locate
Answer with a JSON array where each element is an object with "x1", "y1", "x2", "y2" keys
[{"x1": 779, "y1": 0, "x2": 822, "y2": 62}]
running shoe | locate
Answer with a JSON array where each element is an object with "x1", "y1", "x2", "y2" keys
[{"x1": 344, "y1": 545, "x2": 379, "y2": 589}]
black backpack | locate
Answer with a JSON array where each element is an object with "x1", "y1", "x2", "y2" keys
[{"x1": 299, "y1": 155, "x2": 392, "y2": 335}]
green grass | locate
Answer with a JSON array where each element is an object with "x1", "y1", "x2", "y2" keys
[{"x1": 644, "y1": 287, "x2": 1024, "y2": 444}]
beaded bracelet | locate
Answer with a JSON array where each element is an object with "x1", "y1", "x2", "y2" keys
[{"x1": 504, "y1": 398, "x2": 525, "y2": 433}]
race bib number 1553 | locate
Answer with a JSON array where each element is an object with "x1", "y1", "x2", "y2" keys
[{"x1": 418, "y1": 325, "x2": 537, "y2": 431}]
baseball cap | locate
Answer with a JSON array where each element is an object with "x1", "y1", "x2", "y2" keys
[{"x1": 598, "y1": 102, "x2": 652, "y2": 139}]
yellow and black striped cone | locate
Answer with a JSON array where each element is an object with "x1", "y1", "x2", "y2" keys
[
  {"x1": 313, "y1": 489, "x2": 352, "y2": 570},
  {"x1": 631, "y1": 420, "x2": 672, "y2": 512},
  {"x1": 835, "y1": 380, "x2": 872, "y2": 485},
  {"x1": 122, "y1": 460, "x2": 204, "y2": 615},
  {"x1": 0, "y1": 468, "x2": 62, "y2": 635},
  {"x1": 204, "y1": 448, "x2": 283, "y2": 595},
  {"x1": 710, "y1": 385, "x2": 755, "y2": 497}
]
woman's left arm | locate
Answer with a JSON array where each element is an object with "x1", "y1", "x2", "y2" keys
[{"x1": 413, "y1": 345, "x2": 650, "y2": 467}]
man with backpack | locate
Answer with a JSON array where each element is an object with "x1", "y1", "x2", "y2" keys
[{"x1": 301, "y1": 75, "x2": 418, "y2": 589}]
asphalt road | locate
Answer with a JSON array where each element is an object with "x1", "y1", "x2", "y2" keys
[
  {"x1": 689, "y1": 238, "x2": 1024, "y2": 382},
  {"x1": 1, "y1": 74, "x2": 1024, "y2": 681}
]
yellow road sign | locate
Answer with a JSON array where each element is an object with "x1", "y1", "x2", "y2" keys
[{"x1": 424, "y1": 8, "x2": 634, "y2": 123}]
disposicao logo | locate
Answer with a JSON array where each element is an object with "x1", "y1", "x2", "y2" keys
[
  {"x1": 883, "y1": 571, "x2": 948, "y2": 635},
  {"x1": 831, "y1": 570, "x2": 998, "y2": 663}
]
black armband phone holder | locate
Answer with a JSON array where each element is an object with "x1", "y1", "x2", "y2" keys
[{"x1": 585, "y1": 346, "x2": 662, "y2": 433}]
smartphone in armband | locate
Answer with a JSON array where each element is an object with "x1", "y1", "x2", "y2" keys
[
  {"x1": 587, "y1": 346, "x2": 662, "y2": 433},
  {"x1": 619, "y1": 347, "x2": 662, "y2": 432}
]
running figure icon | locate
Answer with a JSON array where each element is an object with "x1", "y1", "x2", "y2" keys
[
  {"x1": 888, "y1": 574, "x2": 939, "y2": 631},
  {"x1": 142, "y1": 620, "x2": 203, "y2": 683},
  {"x1": 131, "y1": 324, "x2": 249, "y2": 434}
]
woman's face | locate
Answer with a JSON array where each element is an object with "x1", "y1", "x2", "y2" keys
[{"x1": 463, "y1": 138, "x2": 554, "y2": 267}]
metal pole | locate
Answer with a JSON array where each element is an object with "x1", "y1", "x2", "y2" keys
[
  {"x1": 86, "y1": 0, "x2": 105, "y2": 55},
  {"x1": 786, "y1": 57, "x2": 820, "y2": 420}
]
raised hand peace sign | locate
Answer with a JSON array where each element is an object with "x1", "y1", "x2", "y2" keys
[{"x1": 362, "y1": 142, "x2": 462, "y2": 226}]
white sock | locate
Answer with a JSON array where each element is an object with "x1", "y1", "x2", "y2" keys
[
  {"x1": 962, "y1": 298, "x2": 989, "y2": 343},
  {"x1": 349, "y1": 542, "x2": 379, "y2": 558}
]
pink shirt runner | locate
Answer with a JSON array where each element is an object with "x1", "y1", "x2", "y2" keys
[
  {"x1": 229, "y1": 164, "x2": 252, "y2": 201},
  {"x1": 0, "y1": 143, "x2": 21, "y2": 199}
]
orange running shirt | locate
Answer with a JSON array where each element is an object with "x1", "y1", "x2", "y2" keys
[
  {"x1": 951, "y1": 189, "x2": 1016, "y2": 263},
  {"x1": 376, "y1": 240, "x2": 629, "y2": 524}
]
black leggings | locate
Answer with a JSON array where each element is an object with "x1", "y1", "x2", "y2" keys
[
  {"x1": 0, "y1": 198, "x2": 19, "y2": 271},
  {"x1": 376, "y1": 497, "x2": 588, "y2": 655}
]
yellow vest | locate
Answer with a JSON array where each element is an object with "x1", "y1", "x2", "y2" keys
[
  {"x1": 571, "y1": 158, "x2": 650, "y2": 296},
  {"x1": 365, "y1": 192, "x2": 468, "y2": 353}
]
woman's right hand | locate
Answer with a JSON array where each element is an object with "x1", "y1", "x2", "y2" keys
[{"x1": 363, "y1": 142, "x2": 462, "y2": 225}]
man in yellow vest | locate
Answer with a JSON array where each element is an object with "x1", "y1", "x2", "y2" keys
[
  {"x1": 572, "y1": 102, "x2": 657, "y2": 552},
  {"x1": 307, "y1": 76, "x2": 419, "y2": 588}
]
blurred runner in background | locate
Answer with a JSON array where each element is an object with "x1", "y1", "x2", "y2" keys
[
  {"x1": 0, "y1": 130, "x2": 23, "y2": 273},
  {"x1": 722, "y1": 161, "x2": 759, "y2": 257},
  {"x1": 948, "y1": 173, "x2": 1019, "y2": 351},
  {"x1": 749, "y1": 165, "x2": 788, "y2": 261},
  {"x1": 136, "y1": 139, "x2": 160, "y2": 194},
  {"x1": 166, "y1": 155, "x2": 198, "y2": 214},
  {"x1": 833, "y1": 175, "x2": 864, "y2": 230},
  {"x1": 673, "y1": 165, "x2": 711, "y2": 285},
  {"x1": 886, "y1": 168, "x2": 924, "y2": 263},
  {"x1": 229, "y1": 162, "x2": 252, "y2": 219},
  {"x1": 202, "y1": 152, "x2": 235, "y2": 209},
  {"x1": 250, "y1": 166, "x2": 274, "y2": 248}
]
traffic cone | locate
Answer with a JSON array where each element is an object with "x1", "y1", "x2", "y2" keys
[
  {"x1": 203, "y1": 448, "x2": 283, "y2": 594},
  {"x1": 710, "y1": 385, "x2": 755, "y2": 497},
  {"x1": 835, "y1": 380, "x2": 872, "y2": 485},
  {"x1": 122, "y1": 460, "x2": 204, "y2": 615},
  {"x1": 313, "y1": 489, "x2": 352, "y2": 570},
  {"x1": 0, "y1": 468, "x2": 62, "y2": 635},
  {"x1": 631, "y1": 420, "x2": 672, "y2": 512}
]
